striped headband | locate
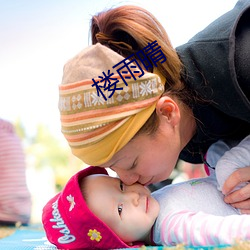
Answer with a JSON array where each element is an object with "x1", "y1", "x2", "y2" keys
[{"x1": 59, "y1": 43, "x2": 165, "y2": 165}]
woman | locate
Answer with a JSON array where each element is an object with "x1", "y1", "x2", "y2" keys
[{"x1": 59, "y1": 1, "x2": 250, "y2": 211}]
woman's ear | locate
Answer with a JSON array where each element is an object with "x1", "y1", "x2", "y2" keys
[{"x1": 156, "y1": 96, "x2": 180, "y2": 126}]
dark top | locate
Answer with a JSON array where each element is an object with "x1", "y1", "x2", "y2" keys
[{"x1": 176, "y1": 0, "x2": 250, "y2": 164}]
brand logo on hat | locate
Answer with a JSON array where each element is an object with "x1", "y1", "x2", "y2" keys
[{"x1": 50, "y1": 200, "x2": 76, "y2": 244}]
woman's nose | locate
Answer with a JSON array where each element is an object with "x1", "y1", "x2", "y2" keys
[{"x1": 112, "y1": 168, "x2": 139, "y2": 185}]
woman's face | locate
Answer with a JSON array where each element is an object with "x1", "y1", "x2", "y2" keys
[{"x1": 100, "y1": 120, "x2": 182, "y2": 186}]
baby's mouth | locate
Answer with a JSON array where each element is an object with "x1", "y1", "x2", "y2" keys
[{"x1": 146, "y1": 196, "x2": 149, "y2": 213}]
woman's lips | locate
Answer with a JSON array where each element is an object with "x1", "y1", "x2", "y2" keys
[{"x1": 143, "y1": 177, "x2": 154, "y2": 186}]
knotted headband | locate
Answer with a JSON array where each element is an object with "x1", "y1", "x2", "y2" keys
[{"x1": 59, "y1": 43, "x2": 165, "y2": 165}]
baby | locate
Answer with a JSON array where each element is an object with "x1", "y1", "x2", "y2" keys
[{"x1": 42, "y1": 135, "x2": 250, "y2": 249}]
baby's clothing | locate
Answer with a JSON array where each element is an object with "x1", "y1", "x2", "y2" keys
[{"x1": 152, "y1": 135, "x2": 250, "y2": 246}]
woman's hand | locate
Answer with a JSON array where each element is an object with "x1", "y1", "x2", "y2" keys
[{"x1": 223, "y1": 166, "x2": 250, "y2": 214}]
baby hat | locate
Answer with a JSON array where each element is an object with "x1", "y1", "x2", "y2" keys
[
  {"x1": 42, "y1": 166, "x2": 141, "y2": 249},
  {"x1": 59, "y1": 43, "x2": 164, "y2": 166}
]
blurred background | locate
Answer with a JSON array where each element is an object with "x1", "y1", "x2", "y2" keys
[{"x1": 0, "y1": 0, "x2": 238, "y2": 224}]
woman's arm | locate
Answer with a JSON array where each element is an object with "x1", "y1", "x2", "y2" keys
[
  {"x1": 215, "y1": 135, "x2": 250, "y2": 192},
  {"x1": 215, "y1": 135, "x2": 250, "y2": 213}
]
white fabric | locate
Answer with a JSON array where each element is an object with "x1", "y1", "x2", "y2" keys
[{"x1": 152, "y1": 135, "x2": 250, "y2": 246}]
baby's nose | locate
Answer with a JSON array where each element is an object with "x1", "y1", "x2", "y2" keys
[{"x1": 126, "y1": 191, "x2": 140, "y2": 206}]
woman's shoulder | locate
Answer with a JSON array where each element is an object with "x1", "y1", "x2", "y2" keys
[{"x1": 176, "y1": 0, "x2": 250, "y2": 123}]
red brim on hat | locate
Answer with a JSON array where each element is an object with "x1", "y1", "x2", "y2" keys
[{"x1": 42, "y1": 166, "x2": 142, "y2": 249}]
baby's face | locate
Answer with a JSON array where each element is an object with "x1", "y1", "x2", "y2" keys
[{"x1": 84, "y1": 174, "x2": 160, "y2": 244}]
